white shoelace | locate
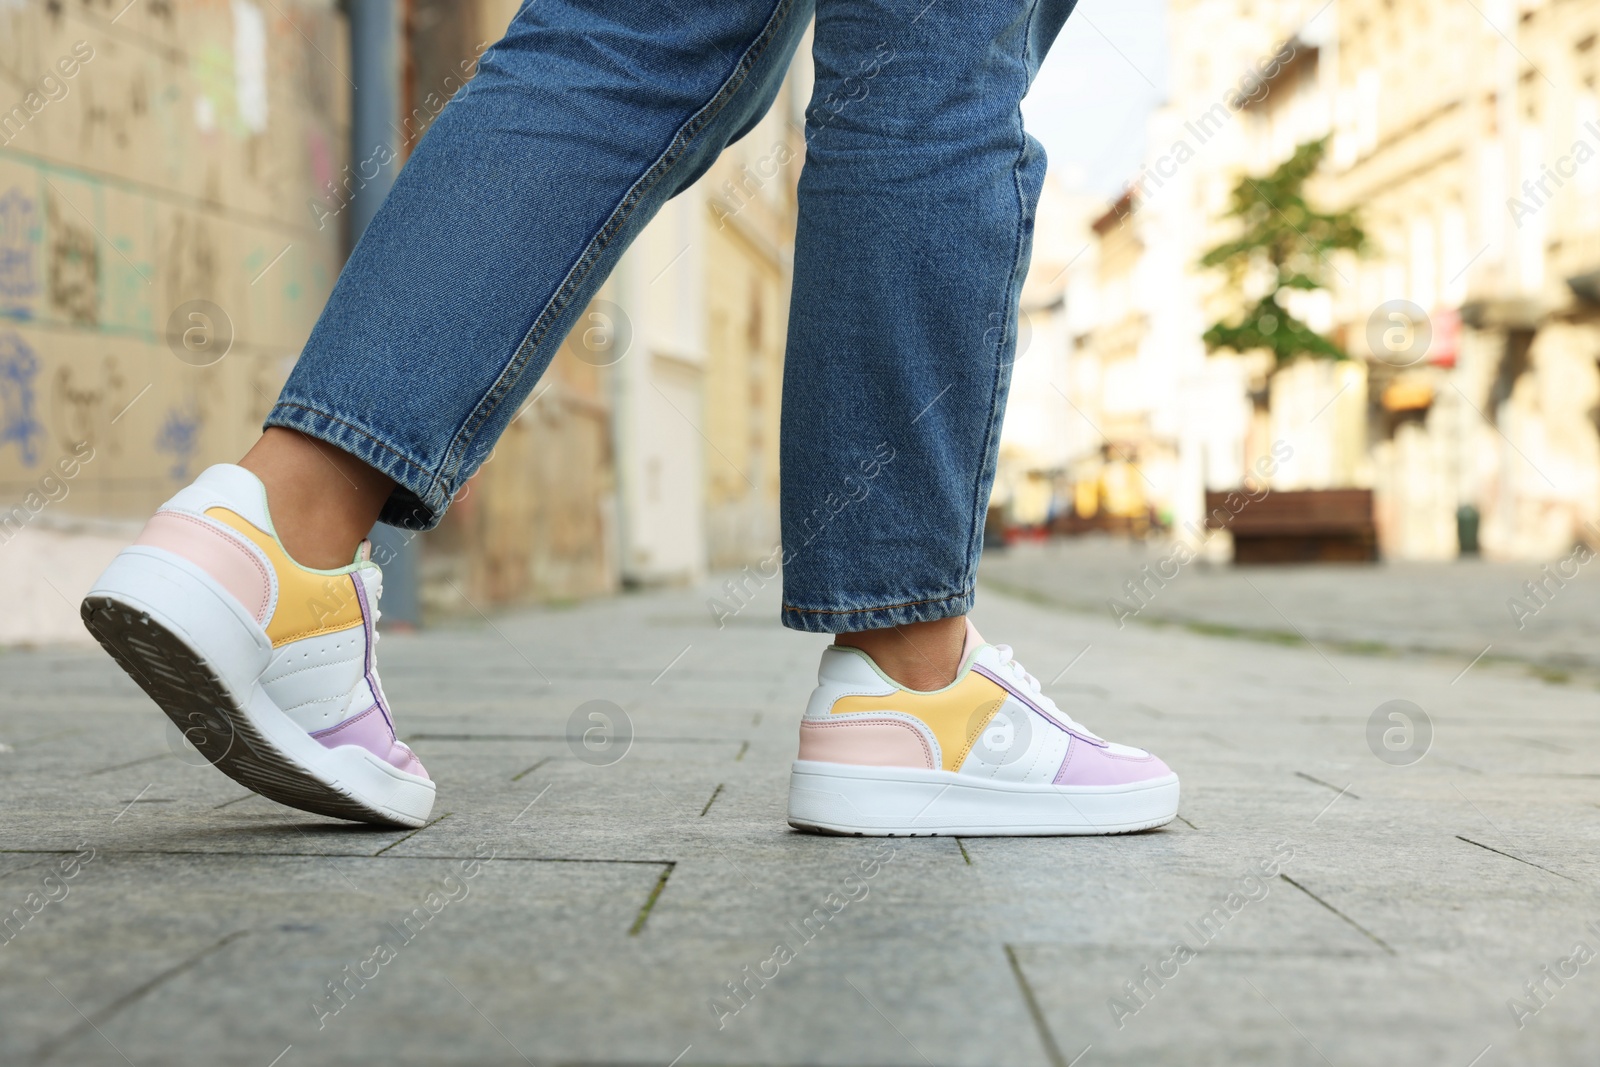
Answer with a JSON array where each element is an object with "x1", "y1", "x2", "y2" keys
[{"x1": 993, "y1": 643, "x2": 1099, "y2": 738}]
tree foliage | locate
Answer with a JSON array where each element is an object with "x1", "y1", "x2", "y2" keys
[{"x1": 1199, "y1": 138, "x2": 1365, "y2": 366}]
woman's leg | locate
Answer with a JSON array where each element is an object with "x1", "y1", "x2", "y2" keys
[
  {"x1": 779, "y1": 0, "x2": 1078, "y2": 686},
  {"x1": 257, "y1": 0, "x2": 814, "y2": 559},
  {"x1": 782, "y1": 0, "x2": 1176, "y2": 837},
  {"x1": 83, "y1": 0, "x2": 814, "y2": 828}
]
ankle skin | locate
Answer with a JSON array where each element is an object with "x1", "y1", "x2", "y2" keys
[
  {"x1": 833, "y1": 617, "x2": 967, "y2": 691},
  {"x1": 238, "y1": 428, "x2": 394, "y2": 569}
]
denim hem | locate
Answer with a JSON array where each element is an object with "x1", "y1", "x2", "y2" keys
[
  {"x1": 780, "y1": 588, "x2": 975, "y2": 634},
  {"x1": 264, "y1": 402, "x2": 447, "y2": 531}
]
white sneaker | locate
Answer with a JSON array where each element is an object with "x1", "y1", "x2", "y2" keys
[
  {"x1": 81, "y1": 464, "x2": 434, "y2": 827},
  {"x1": 787, "y1": 621, "x2": 1178, "y2": 835}
]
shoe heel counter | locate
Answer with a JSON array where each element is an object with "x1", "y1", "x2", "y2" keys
[
  {"x1": 154, "y1": 466, "x2": 276, "y2": 537},
  {"x1": 133, "y1": 511, "x2": 274, "y2": 626}
]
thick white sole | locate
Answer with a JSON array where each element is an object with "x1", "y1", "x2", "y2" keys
[
  {"x1": 786, "y1": 760, "x2": 1179, "y2": 836},
  {"x1": 81, "y1": 546, "x2": 435, "y2": 828}
]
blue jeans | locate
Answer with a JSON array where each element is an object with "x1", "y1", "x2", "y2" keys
[{"x1": 267, "y1": 0, "x2": 1076, "y2": 633}]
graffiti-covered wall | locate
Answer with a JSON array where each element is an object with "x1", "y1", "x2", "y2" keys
[{"x1": 0, "y1": 0, "x2": 347, "y2": 638}]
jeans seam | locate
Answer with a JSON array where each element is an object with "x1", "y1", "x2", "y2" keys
[
  {"x1": 435, "y1": 0, "x2": 796, "y2": 494},
  {"x1": 782, "y1": 589, "x2": 974, "y2": 616}
]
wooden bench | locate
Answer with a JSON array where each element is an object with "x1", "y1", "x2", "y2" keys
[{"x1": 1204, "y1": 488, "x2": 1377, "y2": 564}]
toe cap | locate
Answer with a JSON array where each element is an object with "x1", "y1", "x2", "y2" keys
[{"x1": 1053, "y1": 738, "x2": 1174, "y2": 786}]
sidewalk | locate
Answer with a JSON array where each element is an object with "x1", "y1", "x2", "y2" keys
[
  {"x1": 2, "y1": 553, "x2": 1597, "y2": 1066},
  {"x1": 982, "y1": 535, "x2": 1600, "y2": 681}
]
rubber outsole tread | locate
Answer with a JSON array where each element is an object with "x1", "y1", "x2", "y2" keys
[{"x1": 81, "y1": 596, "x2": 405, "y2": 826}]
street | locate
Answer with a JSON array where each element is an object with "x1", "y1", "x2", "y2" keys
[{"x1": 2, "y1": 542, "x2": 1597, "y2": 1066}]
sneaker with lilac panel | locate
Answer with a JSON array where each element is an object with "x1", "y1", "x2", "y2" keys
[
  {"x1": 81, "y1": 464, "x2": 434, "y2": 827},
  {"x1": 787, "y1": 620, "x2": 1178, "y2": 835}
]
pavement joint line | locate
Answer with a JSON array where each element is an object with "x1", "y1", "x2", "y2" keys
[
  {"x1": 955, "y1": 837, "x2": 972, "y2": 865},
  {"x1": 0, "y1": 855, "x2": 55, "y2": 881},
  {"x1": 1296, "y1": 771, "x2": 1360, "y2": 800},
  {"x1": 1175, "y1": 814, "x2": 1200, "y2": 831},
  {"x1": 844, "y1": 976, "x2": 936, "y2": 1066},
  {"x1": 87, "y1": 751, "x2": 170, "y2": 776},
  {"x1": 34, "y1": 931, "x2": 249, "y2": 1064},
  {"x1": 1243, "y1": 975, "x2": 1337, "y2": 1067},
  {"x1": 629, "y1": 861, "x2": 676, "y2": 936},
  {"x1": 1455, "y1": 835, "x2": 1578, "y2": 883},
  {"x1": 698, "y1": 783, "x2": 725, "y2": 817},
  {"x1": 1450, "y1": 781, "x2": 1515, "y2": 846},
  {"x1": 373, "y1": 812, "x2": 452, "y2": 856},
  {"x1": 510, "y1": 757, "x2": 553, "y2": 781},
  {"x1": 1003, "y1": 944, "x2": 1070, "y2": 1067},
  {"x1": 276, "y1": 815, "x2": 371, "y2": 894},
  {"x1": 734, "y1": 740, "x2": 749, "y2": 761},
  {"x1": 1279, "y1": 874, "x2": 1396, "y2": 955},
  {"x1": 213, "y1": 791, "x2": 259, "y2": 809},
  {"x1": 649, "y1": 782, "x2": 765, "y2": 890}
]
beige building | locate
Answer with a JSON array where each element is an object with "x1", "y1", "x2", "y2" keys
[
  {"x1": 1327, "y1": 0, "x2": 1600, "y2": 559},
  {"x1": 1062, "y1": 0, "x2": 1600, "y2": 562},
  {"x1": 0, "y1": 0, "x2": 812, "y2": 642},
  {"x1": 603, "y1": 38, "x2": 812, "y2": 587},
  {"x1": 0, "y1": 0, "x2": 347, "y2": 642}
]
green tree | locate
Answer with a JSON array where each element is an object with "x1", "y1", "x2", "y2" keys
[{"x1": 1199, "y1": 138, "x2": 1365, "y2": 367}]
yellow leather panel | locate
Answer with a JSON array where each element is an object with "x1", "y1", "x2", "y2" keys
[
  {"x1": 206, "y1": 507, "x2": 365, "y2": 647},
  {"x1": 831, "y1": 670, "x2": 1007, "y2": 772}
]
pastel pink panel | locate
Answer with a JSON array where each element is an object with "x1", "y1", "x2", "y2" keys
[
  {"x1": 798, "y1": 719, "x2": 934, "y2": 770},
  {"x1": 135, "y1": 511, "x2": 271, "y2": 624}
]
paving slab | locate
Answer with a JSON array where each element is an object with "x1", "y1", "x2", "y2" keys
[{"x1": 3, "y1": 551, "x2": 1599, "y2": 1065}]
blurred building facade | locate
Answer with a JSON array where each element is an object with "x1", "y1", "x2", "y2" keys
[
  {"x1": 1033, "y1": 0, "x2": 1600, "y2": 561},
  {"x1": 0, "y1": 0, "x2": 811, "y2": 640},
  {"x1": 0, "y1": 0, "x2": 348, "y2": 642}
]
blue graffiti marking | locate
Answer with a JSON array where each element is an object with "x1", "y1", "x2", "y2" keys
[
  {"x1": 154, "y1": 404, "x2": 202, "y2": 481},
  {"x1": 0, "y1": 188, "x2": 40, "y2": 316},
  {"x1": 0, "y1": 332, "x2": 43, "y2": 466}
]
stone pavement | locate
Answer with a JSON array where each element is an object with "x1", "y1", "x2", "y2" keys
[{"x1": 3, "y1": 547, "x2": 1600, "y2": 1066}]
